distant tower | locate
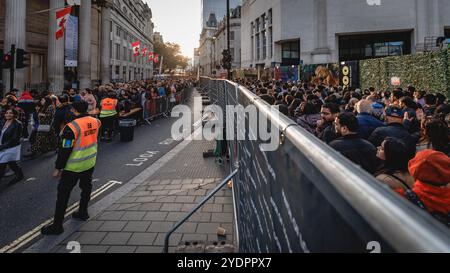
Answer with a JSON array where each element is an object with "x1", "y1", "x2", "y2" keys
[{"x1": 201, "y1": 0, "x2": 241, "y2": 28}]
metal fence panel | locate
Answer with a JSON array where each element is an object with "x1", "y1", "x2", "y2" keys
[{"x1": 200, "y1": 76, "x2": 450, "y2": 253}]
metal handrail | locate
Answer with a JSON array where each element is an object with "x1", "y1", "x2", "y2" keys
[
  {"x1": 163, "y1": 169, "x2": 238, "y2": 253},
  {"x1": 201, "y1": 76, "x2": 450, "y2": 253}
]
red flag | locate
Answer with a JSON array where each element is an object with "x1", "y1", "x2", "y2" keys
[
  {"x1": 148, "y1": 52, "x2": 154, "y2": 62},
  {"x1": 153, "y1": 54, "x2": 159, "y2": 64},
  {"x1": 55, "y1": 6, "x2": 72, "y2": 40},
  {"x1": 132, "y1": 41, "x2": 141, "y2": 56},
  {"x1": 142, "y1": 48, "x2": 147, "y2": 56}
]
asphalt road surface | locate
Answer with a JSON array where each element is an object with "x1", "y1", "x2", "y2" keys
[{"x1": 0, "y1": 92, "x2": 199, "y2": 249}]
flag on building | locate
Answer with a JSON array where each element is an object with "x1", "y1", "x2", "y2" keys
[
  {"x1": 153, "y1": 54, "x2": 159, "y2": 64},
  {"x1": 142, "y1": 48, "x2": 147, "y2": 56},
  {"x1": 132, "y1": 41, "x2": 141, "y2": 56},
  {"x1": 55, "y1": 6, "x2": 72, "y2": 40},
  {"x1": 148, "y1": 52, "x2": 154, "y2": 62}
]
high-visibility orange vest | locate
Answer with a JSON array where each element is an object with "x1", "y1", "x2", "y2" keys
[
  {"x1": 100, "y1": 98, "x2": 118, "y2": 118},
  {"x1": 64, "y1": 116, "x2": 101, "y2": 173}
]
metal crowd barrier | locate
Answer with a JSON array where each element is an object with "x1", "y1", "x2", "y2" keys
[
  {"x1": 200, "y1": 76, "x2": 450, "y2": 253},
  {"x1": 145, "y1": 87, "x2": 193, "y2": 120}
]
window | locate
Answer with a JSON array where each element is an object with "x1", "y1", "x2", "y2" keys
[
  {"x1": 116, "y1": 27, "x2": 121, "y2": 37},
  {"x1": 251, "y1": 22, "x2": 254, "y2": 35},
  {"x1": 262, "y1": 31, "x2": 267, "y2": 59},
  {"x1": 115, "y1": 44, "x2": 120, "y2": 60},
  {"x1": 230, "y1": 31, "x2": 235, "y2": 41},
  {"x1": 255, "y1": 19, "x2": 260, "y2": 33},
  {"x1": 268, "y1": 9, "x2": 272, "y2": 25},
  {"x1": 256, "y1": 34, "x2": 260, "y2": 60},
  {"x1": 262, "y1": 14, "x2": 267, "y2": 30},
  {"x1": 269, "y1": 27, "x2": 273, "y2": 58},
  {"x1": 115, "y1": 66, "x2": 120, "y2": 79},
  {"x1": 281, "y1": 41, "x2": 300, "y2": 65},
  {"x1": 230, "y1": 48, "x2": 235, "y2": 62},
  {"x1": 251, "y1": 36, "x2": 254, "y2": 61},
  {"x1": 123, "y1": 47, "x2": 127, "y2": 61},
  {"x1": 338, "y1": 32, "x2": 411, "y2": 61}
]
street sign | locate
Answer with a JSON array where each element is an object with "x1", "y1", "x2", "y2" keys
[{"x1": 391, "y1": 76, "x2": 401, "y2": 86}]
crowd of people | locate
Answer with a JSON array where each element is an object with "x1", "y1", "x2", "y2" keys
[
  {"x1": 0, "y1": 78, "x2": 192, "y2": 186},
  {"x1": 237, "y1": 79, "x2": 450, "y2": 226}
]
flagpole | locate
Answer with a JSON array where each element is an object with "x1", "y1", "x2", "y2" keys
[{"x1": 159, "y1": 56, "x2": 164, "y2": 76}]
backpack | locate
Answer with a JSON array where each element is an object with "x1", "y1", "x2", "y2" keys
[{"x1": 390, "y1": 174, "x2": 450, "y2": 228}]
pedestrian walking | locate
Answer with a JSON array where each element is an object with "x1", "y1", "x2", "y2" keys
[{"x1": 0, "y1": 109, "x2": 24, "y2": 185}]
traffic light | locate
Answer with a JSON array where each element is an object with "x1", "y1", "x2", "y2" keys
[
  {"x1": 16, "y1": 48, "x2": 30, "y2": 69},
  {"x1": 1, "y1": 51, "x2": 13, "y2": 70},
  {"x1": 221, "y1": 49, "x2": 232, "y2": 70}
]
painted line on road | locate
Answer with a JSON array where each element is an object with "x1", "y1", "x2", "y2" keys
[
  {"x1": 0, "y1": 180, "x2": 122, "y2": 253},
  {"x1": 24, "y1": 120, "x2": 203, "y2": 253}
]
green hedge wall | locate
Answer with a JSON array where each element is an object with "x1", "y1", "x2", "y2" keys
[{"x1": 360, "y1": 50, "x2": 450, "y2": 97}]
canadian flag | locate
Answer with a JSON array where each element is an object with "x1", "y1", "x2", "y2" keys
[
  {"x1": 148, "y1": 52, "x2": 154, "y2": 62},
  {"x1": 55, "y1": 6, "x2": 72, "y2": 40},
  {"x1": 132, "y1": 41, "x2": 141, "y2": 56},
  {"x1": 153, "y1": 54, "x2": 160, "y2": 64},
  {"x1": 141, "y1": 48, "x2": 148, "y2": 56}
]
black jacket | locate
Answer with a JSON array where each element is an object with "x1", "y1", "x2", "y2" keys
[
  {"x1": 368, "y1": 123, "x2": 418, "y2": 156},
  {"x1": 317, "y1": 121, "x2": 338, "y2": 144},
  {"x1": 330, "y1": 134, "x2": 379, "y2": 174},
  {"x1": 0, "y1": 120, "x2": 23, "y2": 151}
]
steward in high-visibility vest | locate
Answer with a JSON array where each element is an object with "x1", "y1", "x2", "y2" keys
[
  {"x1": 99, "y1": 93, "x2": 119, "y2": 142},
  {"x1": 42, "y1": 101, "x2": 102, "y2": 235},
  {"x1": 99, "y1": 97, "x2": 118, "y2": 118},
  {"x1": 64, "y1": 115, "x2": 101, "y2": 172}
]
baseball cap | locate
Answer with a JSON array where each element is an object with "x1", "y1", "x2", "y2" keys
[{"x1": 385, "y1": 106, "x2": 405, "y2": 118}]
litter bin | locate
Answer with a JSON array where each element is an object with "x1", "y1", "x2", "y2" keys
[{"x1": 119, "y1": 119, "x2": 137, "y2": 142}]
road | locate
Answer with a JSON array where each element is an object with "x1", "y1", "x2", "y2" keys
[{"x1": 0, "y1": 92, "x2": 197, "y2": 250}]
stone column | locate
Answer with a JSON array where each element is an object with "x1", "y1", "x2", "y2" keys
[
  {"x1": 415, "y1": 0, "x2": 428, "y2": 51},
  {"x1": 79, "y1": 0, "x2": 92, "y2": 90},
  {"x1": 3, "y1": 0, "x2": 27, "y2": 92},
  {"x1": 48, "y1": 0, "x2": 65, "y2": 94},
  {"x1": 312, "y1": 0, "x2": 330, "y2": 63},
  {"x1": 429, "y1": 0, "x2": 442, "y2": 37},
  {"x1": 100, "y1": 1, "x2": 112, "y2": 85}
]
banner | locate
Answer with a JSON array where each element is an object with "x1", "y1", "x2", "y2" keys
[
  {"x1": 280, "y1": 66, "x2": 299, "y2": 82},
  {"x1": 64, "y1": 15, "x2": 78, "y2": 67}
]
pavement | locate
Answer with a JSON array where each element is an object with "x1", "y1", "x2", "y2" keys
[{"x1": 22, "y1": 90, "x2": 236, "y2": 253}]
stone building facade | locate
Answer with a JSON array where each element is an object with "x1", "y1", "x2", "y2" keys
[
  {"x1": 0, "y1": 0, "x2": 154, "y2": 94},
  {"x1": 241, "y1": 0, "x2": 450, "y2": 68}
]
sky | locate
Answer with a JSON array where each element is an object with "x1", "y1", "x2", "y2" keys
[{"x1": 145, "y1": 0, "x2": 202, "y2": 60}]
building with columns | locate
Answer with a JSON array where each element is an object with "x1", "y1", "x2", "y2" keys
[
  {"x1": 212, "y1": 6, "x2": 241, "y2": 75},
  {"x1": 201, "y1": 0, "x2": 241, "y2": 28},
  {"x1": 198, "y1": 13, "x2": 218, "y2": 77},
  {"x1": 0, "y1": 0, "x2": 154, "y2": 94},
  {"x1": 110, "y1": 0, "x2": 154, "y2": 84},
  {"x1": 241, "y1": 0, "x2": 450, "y2": 69}
]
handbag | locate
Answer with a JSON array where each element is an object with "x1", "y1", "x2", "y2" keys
[{"x1": 37, "y1": 124, "x2": 51, "y2": 133}]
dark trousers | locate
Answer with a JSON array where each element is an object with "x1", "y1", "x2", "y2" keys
[
  {"x1": 0, "y1": 162, "x2": 23, "y2": 180},
  {"x1": 100, "y1": 116, "x2": 116, "y2": 139},
  {"x1": 53, "y1": 168, "x2": 94, "y2": 226}
]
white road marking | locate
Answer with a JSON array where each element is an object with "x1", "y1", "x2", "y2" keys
[
  {"x1": 26, "y1": 178, "x2": 37, "y2": 182},
  {"x1": 0, "y1": 180, "x2": 122, "y2": 253}
]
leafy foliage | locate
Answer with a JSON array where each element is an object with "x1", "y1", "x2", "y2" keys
[
  {"x1": 360, "y1": 50, "x2": 450, "y2": 97},
  {"x1": 153, "y1": 41, "x2": 189, "y2": 72}
]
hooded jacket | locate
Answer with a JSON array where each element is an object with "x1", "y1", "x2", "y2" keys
[
  {"x1": 408, "y1": 150, "x2": 450, "y2": 214},
  {"x1": 296, "y1": 114, "x2": 321, "y2": 135}
]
